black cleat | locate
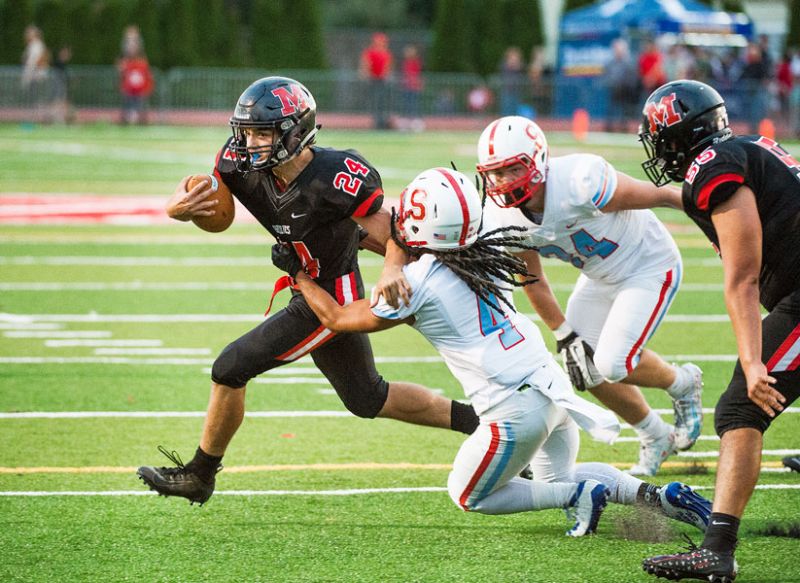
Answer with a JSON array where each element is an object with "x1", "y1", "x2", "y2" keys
[
  {"x1": 783, "y1": 455, "x2": 800, "y2": 473},
  {"x1": 642, "y1": 538, "x2": 738, "y2": 582},
  {"x1": 137, "y1": 445, "x2": 221, "y2": 506}
]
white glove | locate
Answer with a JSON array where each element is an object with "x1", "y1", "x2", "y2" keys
[{"x1": 554, "y1": 323, "x2": 605, "y2": 391}]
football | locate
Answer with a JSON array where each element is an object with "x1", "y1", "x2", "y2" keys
[{"x1": 188, "y1": 174, "x2": 235, "y2": 232}]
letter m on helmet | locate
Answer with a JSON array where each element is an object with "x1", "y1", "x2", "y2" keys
[
  {"x1": 271, "y1": 85, "x2": 310, "y2": 116},
  {"x1": 645, "y1": 93, "x2": 681, "y2": 134}
]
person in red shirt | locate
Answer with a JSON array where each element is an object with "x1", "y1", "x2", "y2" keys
[
  {"x1": 118, "y1": 47, "x2": 154, "y2": 125},
  {"x1": 359, "y1": 32, "x2": 393, "y2": 129},
  {"x1": 400, "y1": 44, "x2": 423, "y2": 130},
  {"x1": 638, "y1": 39, "x2": 666, "y2": 101}
]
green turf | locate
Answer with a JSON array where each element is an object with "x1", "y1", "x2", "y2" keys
[{"x1": 1, "y1": 123, "x2": 799, "y2": 582}]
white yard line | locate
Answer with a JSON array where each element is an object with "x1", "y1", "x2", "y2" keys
[
  {"x1": 46, "y1": 339, "x2": 163, "y2": 347},
  {"x1": 92, "y1": 347, "x2": 211, "y2": 356},
  {"x1": 0, "y1": 484, "x2": 797, "y2": 497},
  {"x1": 3, "y1": 330, "x2": 112, "y2": 338}
]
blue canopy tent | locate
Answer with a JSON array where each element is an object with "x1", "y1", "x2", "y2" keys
[{"x1": 555, "y1": 0, "x2": 754, "y2": 117}]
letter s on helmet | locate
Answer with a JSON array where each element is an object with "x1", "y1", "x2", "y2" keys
[
  {"x1": 397, "y1": 167, "x2": 483, "y2": 250},
  {"x1": 229, "y1": 76, "x2": 319, "y2": 172},
  {"x1": 639, "y1": 79, "x2": 731, "y2": 186},
  {"x1": 476, "y1": 116, "x2": 548, "y2": 208}
]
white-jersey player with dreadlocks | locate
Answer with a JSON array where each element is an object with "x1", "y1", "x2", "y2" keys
[
  {"x1": 476, "y1": 116, "x2": 704, "y2": 476},
  {"x1": 278, "y1": 167, "x2": 711, "y2": 537}
]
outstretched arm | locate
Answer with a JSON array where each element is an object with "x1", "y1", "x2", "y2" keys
[
  {"x1": 294, "y1": 272, "x2": 407, "y2": 333},
  {"x1": 601, "y1": 171, "x2": 683, "y2": 212}
]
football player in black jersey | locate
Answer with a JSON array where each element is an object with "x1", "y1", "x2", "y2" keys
[
  {"x1": 136, "y1": 76, "x2": 481, "y2": 504},
  {"x1": 638, "y1": 79, "x2": 800, "y2": 582}
]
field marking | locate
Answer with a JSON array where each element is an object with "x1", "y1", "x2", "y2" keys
[
  {"x1": 677, "y1": 449, "x2": 800, "y2": 458},
  {"x1": 93, "y1": 347, "x2": 211, "y2": 356},
  {"x1": 46, "y1": 339, "x2": 163, "y2": 347},
  {"x1": 3, "y1": 330, "x2": 112, "y2": 338},
  {"x1": 0, "y1": 322, "x2": 63, "y2": 330},
  {"x1": 1, "y1": 484, "x2": 798, "y2": 497},
  {"x1": 1, "y1": 408, "x2": 796, "y2": 419},
  {"x1": 0, "y1": 281, "x2": 727, "y2": 293},
  {"x1": 0, "y1": 256, "x2": 724, "y2": 267},
  {"x1": 0, "y1": 460, "x2": 790, "y2": 475},
  {"x1": 0, "y1": 313, "x2": 735, "y2": 324}
]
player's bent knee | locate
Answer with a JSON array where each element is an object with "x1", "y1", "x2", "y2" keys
[
  {"x1": 447, "y1": 473, "x2": 478, "y2": 512},
  {"x1": 714, "y1": 390, "x2": 771, "y2": 436},
  {"x1": 210, "y1": 343, "x2": 252, "y2": 389},
  {"x1": 593, "y1": 350, "x2": 628, "y2": 383},
  {"x1": 338, "y1": 378, "x2": 389, "y2": 419}
]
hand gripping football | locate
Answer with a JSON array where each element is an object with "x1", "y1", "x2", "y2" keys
[{"x1": 188, "y1": 174, "x2": 235, "y2": 232}]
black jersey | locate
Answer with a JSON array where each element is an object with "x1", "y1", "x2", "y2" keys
[
  {"x1": 214, "y1": 140, "x2": 384, "y2": 294},
  {"x1": 682, "y1": 135, "x2": 800, "y2": 311}
]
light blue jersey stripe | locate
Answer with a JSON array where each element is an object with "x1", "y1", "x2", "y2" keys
[{"x1": 475, "y1": 421, "x2": 515, "y2": 502}]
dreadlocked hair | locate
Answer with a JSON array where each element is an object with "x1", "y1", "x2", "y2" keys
[{"x1": 391, "y1": 213, "x2": 538, "y2": 314}]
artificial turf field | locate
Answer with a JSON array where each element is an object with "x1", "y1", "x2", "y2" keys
[{"x1": 0, "y1": 123, "x2": 799, "y2": 582}]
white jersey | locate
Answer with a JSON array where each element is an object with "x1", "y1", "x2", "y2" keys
[
  {"x1": 371, "y1": 254, "x2": 550, "y2": 416},
  {"x1": 483, "y1": 153, "x2": 679, "y2": 283}
]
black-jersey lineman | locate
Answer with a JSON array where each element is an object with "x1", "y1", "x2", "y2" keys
[
  {"x1": 137, "y1": 77, "x2": 479, "y2": 504},
  {"x1": 639, "y1": 80, "x2": 800, "y2": 582}
]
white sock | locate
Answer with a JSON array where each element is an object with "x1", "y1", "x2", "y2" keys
[
  {"x1": 633, "y1": 410, "x2": 672, "y2": 444},
  {"x1": 666, "y1": 364, "x2": 691, "y2": 399},
  {"x1": 469, "y1": 477, "x2": 577, "y2": 515},
  {"x1": 573, "y1": 461, "x2": 642, "y2": 505}
]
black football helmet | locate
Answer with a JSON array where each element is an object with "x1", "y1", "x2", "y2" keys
[
  {"x1": 229, "y1": 76, "x2": 319, "y2": 172},
  {"x1": 639, "y1": 80, "x2": 732, "y2": 186}
]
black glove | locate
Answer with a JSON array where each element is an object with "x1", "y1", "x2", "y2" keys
[
  {"x1": 271, "y1": 243, "x2": 303, "y2": 277},
  {"x1": 556, "y1": 328, "x2": 605, "y2": 391}
]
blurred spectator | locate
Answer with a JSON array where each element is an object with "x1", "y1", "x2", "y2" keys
[
  {"x1": 776, "y1": 50, "x2": 793, "y2": 124},
  {"x1": 740, "y1": 42, "x2": 770, "y2": 133},
  {"x1": 359, "y1": 32, "x2": 393, "y2": 130},
  {"x1": 663, "y1": 44, "x2": 695, "y2": 81},
  {"x1": 467, "y1": 85, "x2": 493, "y2": 113},
  {"x1": 118, "y1": 46, "x2": 154, "y2": 125},
  {"x1": 690, "y1": 47, "x2": 712, "y2": 82},
  {"x1": 604, "y1": 38, "x2": 638, "y2": 133},
  {"x1": 51, "y1": 46, "x2": 73, "y2": 124},
  {"x1": 757, "y1": 34, "x2": 774, "y2": 75},
  {"x1": 400, "y1": 44, "x2": 424, "y2": 130},
  {"x1": 790, "y1": 50, "x2": 800, "y2": 136},
  {"x1": 638, "y1": 39, "x2": 666, "y2": 100},
  {"x1": 21, "y1": 25, "x2": 50, "y2": 121},
  {"x1": 499, "y1": 46, "x2": 524, "y2": 116}
]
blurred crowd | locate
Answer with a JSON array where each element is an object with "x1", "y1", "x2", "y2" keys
[{"x1": 605, "y1": 34, "x2": 800, "y2": 137}]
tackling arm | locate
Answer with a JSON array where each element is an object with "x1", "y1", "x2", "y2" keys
[
  {"x1": 294, "y1": 272, "x2": 405, "y2": 334},
  {"x1": 354, "y1": 206, "x2": 412, "y2": 307},
  {"x1": 712, "y1": 186, "x2": 784, "y2": 417},
  {"x1": 600, "y1": 171, "x2": 683, "y2": 212},
  {"x1": 517, "y1": 249, "x2": 566, "y2": 330}
]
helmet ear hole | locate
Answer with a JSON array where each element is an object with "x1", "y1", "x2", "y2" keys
[{"x1": 411, "y1": 226, "x2": 419, "y2": 234}]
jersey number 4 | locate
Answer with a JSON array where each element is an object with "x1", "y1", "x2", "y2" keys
[
  {"x1": 333, "y1": 158, "x2": 370, "y2": 196},
  {"x1": 477, "y1": 295, "x2": 524, "y2": 350}
]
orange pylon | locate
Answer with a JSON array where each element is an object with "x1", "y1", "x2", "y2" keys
[
  {"x1": 758, "y1": 118, "x2": 775, "y2": 140},
  {"x1": 573, "y1": 108, "x2": 589, "y2": 142}
]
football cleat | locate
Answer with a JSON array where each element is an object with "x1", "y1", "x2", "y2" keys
[
  {"x1": 642, "y1": 540, "x2": 738, "y2": 582},
  {"x1": 783, "y1": 455, "x2": 800, "y2": 473},
  {"x1": 628, "y1": 431, "x2": 677, "y2": 477},
  {"x1": 565, "y1": 479, "x2": 610, "y2": 537},
  {"x1": 672, "y1": 363, "x2": 704, "y2": 451},
  {"x1": 137, "y1": 445, "x2": 221, "y2": 506},
  {"x1": 659, "y1": 482, "x2": 712, "y2": 532}
]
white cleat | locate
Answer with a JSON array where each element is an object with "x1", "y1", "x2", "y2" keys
[
  {"x1": 673, "y1": 363, "x2": 703, "y2": 451},
  {"x1": 565, "y1": 479, "x2": 610, "y2": 537},
  {"x1": 628, "y1": 431, "x2": 677, "y2": 477}
]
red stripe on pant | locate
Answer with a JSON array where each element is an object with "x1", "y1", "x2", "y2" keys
[
  {"x1": 625, "y1": 269, "x2": 673, "y2": 374},
  {"x1": 766, "y1": 321, "x2": 800, "y2": 373},
  {"x1": 458, "y1": 423, "x2": 500, "y2": 511}
]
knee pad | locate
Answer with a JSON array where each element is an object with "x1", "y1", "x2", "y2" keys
[
  {"x1": 210, "y1": 343, "x2": 250, "y2": 389},
  {"x1": 592, "y1": 348, "x2": 628, "y2": 383},
  {"x1": 337, "y1": 378, "x2": 389, "y2": 419}
]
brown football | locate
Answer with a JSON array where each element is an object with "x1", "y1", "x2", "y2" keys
[{"x1": 188, "y1": 174, "x2": 235, "y2": 233}]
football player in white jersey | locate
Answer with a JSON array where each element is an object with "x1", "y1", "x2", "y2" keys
[
  {"x1": 476, "y1": 116, "x2": 704, "y2": 476},
  {"x1": 282, "y1": 167, "x2": 711, "y2": 537}
]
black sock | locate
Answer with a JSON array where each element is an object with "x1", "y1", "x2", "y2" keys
[
  {"x1": 189, "y1": 446, "x2": 223, "y2": 481},
  {"x1": 451, "y1": 401, "x2": 479, "y2": 435},
  {"x1": 636, "y1": 483, "x2": 662, "y2": 508},
  {"x1": 702, "y1": 513, "x2": 740, "y2": 554}
]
